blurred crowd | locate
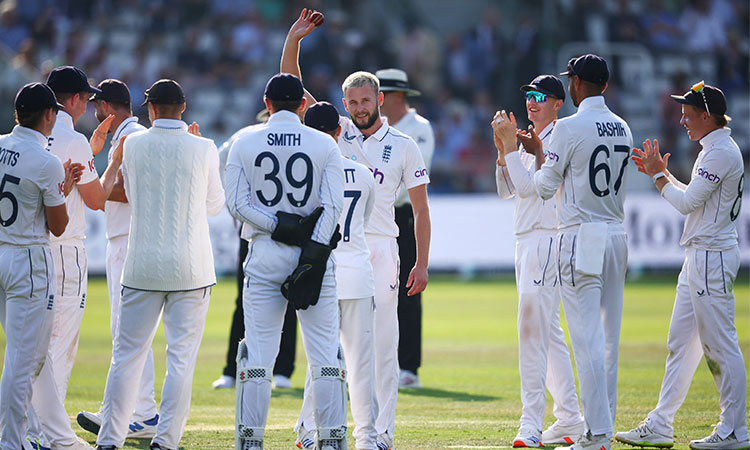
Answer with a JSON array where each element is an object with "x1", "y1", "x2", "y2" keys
[{"x1": 0, "y1": 0, "x2": 747, "y2": 192}]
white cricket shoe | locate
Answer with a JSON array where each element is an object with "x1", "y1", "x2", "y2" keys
[
  {"x1": 319, "y1": 440, "x2": 340, "y2": 450},
  {"x1": 51, "y1": 436, "x2": 94, "y2": 450},
  {"x1": 212, "y1": 374, "x2": 235, "y2": 389},
  {"x1": 615, "y1": 420, "x2": 674, "y2": 448},
  {"x1": 376, "y1": 432, "x2": 393, "y2": 450},
  {"x1": 241, "y1": 439, "x2": 263, "y2": 449},
  {"x1": 273, "y1": 374, "x2": 291, "y2": 389},
  {"x1": 513, "y1": 428, "x2": 543, "y2": 447},
  {"x1": 398, "y1": 370, "x2": 421, "y2": 389},
  {"x1": 544, "y1": 420, "x2": 585, "y2": 445},
  {"x1": 556, "y1": 431, "x2": 610, "y2": 450},
  {"x1": 127, "y1": 414, "x2": 159, "y2": 438},
  {"x1": 690, "y1": 430, "x2": 750, "y2": 450},
  {"x1": 296, "y1": 424, "x2": 316, "y2": 449}
]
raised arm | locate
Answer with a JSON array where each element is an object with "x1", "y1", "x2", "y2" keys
[{"x1": 280, "y1": 8, "x2": 324, "y2": 110}]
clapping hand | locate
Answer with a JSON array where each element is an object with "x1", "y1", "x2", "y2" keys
[
  {"x1": 632, "y1": 139, "x2": 670, "y2": 177},
  {"x1": 90, "y1": 114, "x2": 115, "y2": 156}
]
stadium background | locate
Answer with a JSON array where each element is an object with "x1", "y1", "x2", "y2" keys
[{"x1": 0, "y1": 0, "x2": 748, "y2": 273}]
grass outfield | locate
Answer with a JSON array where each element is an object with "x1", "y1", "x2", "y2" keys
[{"x1": 3, "y1": 274, "x2": 749, "y2": 449}]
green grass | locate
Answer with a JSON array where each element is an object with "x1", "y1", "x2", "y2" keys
[{"x1": 3, "y1": 274, "x2": 749, "y2": 449}]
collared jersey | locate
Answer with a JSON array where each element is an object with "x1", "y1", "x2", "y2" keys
[
  {"x1": 337, "y1": 116, "x2": 429, "y2": 238},
  {"x1": 104, "y1": 116, "x2": 146, "y2": 240},
  {"x1": 661, "y1": 128, "x2": 744, "y2": 250},
  {"x1": 225, "y1": 110, "x2": 344, "y2": 245},
  {"x1": 533, "y1": 96, "x2": 633, "y2": 227},
  {"x1": 48, "y1": 110, "x2": 98, "y2": 242},
  {"x1": 497, "y1": 121, "x2": 557, "y2": 234},
  {"x1": 0, "y1": 126, "x2": 65, "y2": 246},
  {"x1": 335, "y1": 157, "x2": 375, "y2": 299},
  {"x1": 391, "y1": 108, "x2": 434, "y2": 207}
]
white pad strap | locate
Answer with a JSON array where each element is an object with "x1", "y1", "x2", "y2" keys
[
  {"x1": 238, "y1": 366, "x2": 272, "y2": 383},
  {"x1": 310, "y1": 365, "x2": 346, "y2": 381},
  {"x1": 237, "y1": 424, "x2": 264, "y2": 439},
  {"x1": 318, "y1": 425, "x2": 347, "y2": 440}
]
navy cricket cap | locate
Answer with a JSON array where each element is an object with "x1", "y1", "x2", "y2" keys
[
  {"x1": 90, "y1": 79, "x2": 131, "y2": 105},
  {"x1": 670, "y1": 81, "x2": 727, "y2": 116},
  {"x1": 560, "y1": 54, "x2": 609, "y2": 85},
  {"x1": 304, "y1": 102, "x2": 340, "y2": 132},
  {"x1": 46, "y1": 66, "x2": 101, "y2": 95},
  {"x1": 264, "y1": 73, "x2": 304, "y2": 102},
  {"x1": 141, "y1": 79, "x2": 185, "y2": 107},
  {"x1": 521, "y1": 75, "x2": 566, "y2": 101},
  {"x1": 15, "y1": 82, "x2": 65, "y2": 113}
]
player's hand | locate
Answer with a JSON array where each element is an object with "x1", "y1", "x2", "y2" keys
[
  {"x1": 188, "y1": 121, "x2": 201, "y2": 136},
  {"x1": 406, "y1": 263, "x2": 428, "y2": 296},
  {"x1": 632, "y1": 139, "x2": 669, "y2": 177},
  {"x1": 490, "y1": 114, "x2": 506, "y2": 165},
  {"x1": 492, "y1": 110, "x2": 518, "y2": 155},
  {"x1": 62, "y1": 159, "x2": 84, "y2": 196},
  {"x1": 288, "y1": 8, "x2": 325, "y2": 41},
  {"x1": 516, "y1": 125, "x2": 542, "y2": 156},
  {"x1": 111, "y1": 136, "x2": 126, "y2": 164},
  {"x1": 90, "y1": 114, "x2": 115, "y2": 156}
]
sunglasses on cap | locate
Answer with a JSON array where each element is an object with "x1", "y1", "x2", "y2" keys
[
  {"x1": 525, "y1": 90, "x2": 549, "y2": 103},
  {"x1": 691, "y1": 80, "x2": 710, "y2": 115}
]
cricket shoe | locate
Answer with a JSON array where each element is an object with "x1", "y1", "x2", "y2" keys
[
  {"x1": 556, "y1": 431, "x2": 610, "y2": 450},
  {"x1": 26, "y1": 439, "x2": 51, "y2": 450},
  {"x1": 127, "y1": 414, "x2": 159, "y2": 438},
  {"x1": 319, "y1": 440, "x2": 340, "y2": 450},
  {"x1": 689, "y1": 430, "x2": 750, "y2": 450},
  {"x1": 211, "y1": 375, "x2": 235, "y2": 389},
  {"x1": 615, "y1": 420, "x2": 674, "y2": 448},
  {"x1": 51, "y1": 437, "x2": 95, "y2": 450},
  {"x1": 543, "y1": 420, "x2": 585, "y2": 445},
  {"x1": 273, "y1": 374, "x2": 291, "y2": 389},
  {"x1": 149, "y1": 443, "x2": 173, "y2": 450},
  {"x1": 398, "y1": 370, "x2": 421, "y2": 389},
  {"x1": 240, "y1": 439, "x2": 263, "y2": 449},
  {"x1": 513, "y1": 428, "x2": 543, "y2": 447},
  {"x1": 376, "y1": 432, "x2": 393, "y2": 450},
  {"x1": 94, "y1": 446, "x2": 116, "y2": 450},
  {"x1": 296, "y1": 424, "x2": 316, "y2": 449}
]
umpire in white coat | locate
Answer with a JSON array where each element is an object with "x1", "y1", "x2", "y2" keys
[{"x1": 95, "y1": 79, "x2": 225, "y2": 450}]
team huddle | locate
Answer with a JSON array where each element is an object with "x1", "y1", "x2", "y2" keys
[{"x1": 0, "y1": 7, "x2": 745, "y2": 450}]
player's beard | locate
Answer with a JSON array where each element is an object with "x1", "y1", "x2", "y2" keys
[
  {"x1": 95, "y1": 110, "x2": 107, "y2": 123},
  {"x1": 352, "y1": 106, "x2": 380, "y2": 130}
]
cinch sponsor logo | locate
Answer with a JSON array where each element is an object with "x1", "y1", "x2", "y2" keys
[
  {"x1": 368, "y1": 167, "x2": 385, "y2": 184},
  {"x1": 414, "y1": 168, "x2": 428, "y2": 178},
  {"x1": 697, "y1": 167, "x2": 720, "y2": 183},
  {"x1": 545, "y1": 151, "x2": 559, "y2": 162}
]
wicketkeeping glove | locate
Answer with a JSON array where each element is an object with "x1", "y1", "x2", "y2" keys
[
  {"x1": 271, "y1": 206, "x2": 323, "y2": 247},
  {"x1": 280, "y1": 239, "x2": 332, "y2": 310},
  {"x1": 329, "y1": 224, "x2": 341, "y2": 250}
]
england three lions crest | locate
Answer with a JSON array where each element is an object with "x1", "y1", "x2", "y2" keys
[{"x1": 382, "y1": 144, "x2": 392, "y2": 163}]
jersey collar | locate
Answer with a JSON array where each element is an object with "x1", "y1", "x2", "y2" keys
[
  {"x1": 111, "y1": 116, "x2": 139, "y2": 145},
  {"x1": 268, "y1": 110, "x2": 302, "y2": 124},
  {"x1": 12, "y1": 125, "x2": 49, "y2": 148},
  {"x1": 56, "y1": 110, "x2": 74, "y2": 129},
  {"x1": 699, "y1": 127, "x2": 731, "y2": 150},
  {"x1": 152, "y1": 118, "x2": 187, "y2": 130},
  {"x1": 576, "y1": 95, "x2": 607, "y2": 113},
  {"x1": 369, "y1": 117, "x2": 390, "y2": 142}
]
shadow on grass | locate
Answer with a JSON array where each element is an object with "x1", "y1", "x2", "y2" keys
[{"x1": 398, "y1": 387, "x2": 498, "y2": 402}]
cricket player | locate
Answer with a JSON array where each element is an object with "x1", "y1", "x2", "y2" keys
[
  {"x1": 495, "y1": 54, "x2": 632, "y2": 450},
  {"x1": 95, "y1": 79, "x2": 224, "y2": 450},
  {"x1": 294, "y1": 101, "x2": 378, "y2": 450},
  {"x1": 492, "y1": 75, "x2": 584, "y2": 447},
  {"x1": 225, "y1": 73, "x2": 346, "y2": 450},
  {"x1": 615, "y1": 83, "x2": 748, "y2": 450},
  {"x1": 0, "y1": 82, "x2": 73, "y2": 450},
  {"x1": 375, "y1": 68, "x2": 434, "y2": 390},
  {"x1": 28, "y1": 66, "x2": 123, "y2": 450},
  {"x1": 76, "y1": 79, "x2": 160, "y2": 439},
  {"x1": 280, "y1": 12, "x2": 432, "y2": 449}
]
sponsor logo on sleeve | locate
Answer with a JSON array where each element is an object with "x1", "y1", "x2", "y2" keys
[
  {"x1": 696, "y1": 167, "x2": 720, "y2": 183},
  {"x1": 88, "y1": 159, "x2": 96, "y2": 172},
  {"x1": 545, "y1": 151, "x2": 559, "y2": 162},
  {"x1": 414, "y1": 167, "x2": 428, "y2": 178}
]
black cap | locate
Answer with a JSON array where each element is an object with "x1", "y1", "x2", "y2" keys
[
  {"x1": 670, "y1": 81, "x2": 727, "y2": 116},
  {"x1": 521, "y1": 75, "x2": 565, "y2": 101},
  {"x1": 304, "y1": 102, "x2": 340, "y2": 132},
  {"x1": 90, "y1": 79, "x2": 131, "y2": 105},
  {"x1": 141, "y1": 79, "x2": 185, "y2": 107},
  {"x1": 560, "y1": 54, "x2": 609, "y2": 85},
  {"x1": 376, "y1": 68, "x2": 421, "y2": 96},
  {"x1": 264, "y1": 73, "x2": 304, "y2": 102},
  {"x1": 46, "y1": 66, "x2": 102, "y2": 95},
  {"x1": 15, "y1": 82, "x2": 65, "y2": 113}
]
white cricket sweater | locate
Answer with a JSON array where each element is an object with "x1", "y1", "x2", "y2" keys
[{"x1": 120, "y1": 119, "x2": 225, "y2": 291}]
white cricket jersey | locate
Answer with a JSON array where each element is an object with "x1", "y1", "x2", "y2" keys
[
  {"x1": 225, "y1": 110, "x2": 344, "y2": 245},
  {"x1": 337, "y1": 116, "x2": 429, "y2": 238},
  {"x1": 390, "y1": 109, "x2": 434, "y2": 207},
  {"x1": 0, "y1": 126, "x2": 65, "y2": 246},
  {"x1": 662, "y1": 127, "x2": 744, "y2": 250},
  {"x1": 335, "y1": 157, "x2": 375, "y2": 299},
  {"x1": 48, "y1": 111, "x2": 98, "y2": 242},
  {"x1": 533, "y1": 96, "x2": 633, "y2": 227},
  {"x1": 498, "y1": 121, "x2": 557, "y2": 234},
  {"x1": 104, "y1": 116, "x2": 146, "y2": 240}
]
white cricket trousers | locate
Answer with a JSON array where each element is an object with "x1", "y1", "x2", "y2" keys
[
  {"x1": 297, "y1": 296, "x2": 378, "y2": 449},
  {"x1": 366, "y1": 235, "x2": 400, "y2": 439},
  {"x1": 647, "y1": 247, "x2": 747, "y2": 441},
  {"x1": 515, "y1": 232, "x2": 581, "y2": 432},
  {"x1": 96, "y1": 287, "x2": 211, "y2": 450},
  {"x1": 239, "y1": 237, "x2": 345, "y2": 438},
  {"x1": 0, "y1": 245, "x2": 54, "y2": 450},
  {"x1": 106, "y1": 235, "x2": 157, "y2": 421},
  {"x1": 557, "y1": 225, "x2": 627, "y2": 438}
]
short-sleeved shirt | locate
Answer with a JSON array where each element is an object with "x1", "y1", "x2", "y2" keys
[
  {"x1": 335, "y1": 157, "x2": 375, "y2": 299},
  {"x1": 391, "y1": 109, "x2": 434, "y2": 207},
  {"x1": 0, "y1": 125, "x2": 65, "y2": 246},
  {"x1": 105, "y1": 116, "x2": 146, "y2": 240},
  {"x1": 48, "y1": 111, "x2": 98, "y2": 242},
  {"x1": 337, "y1": 116, "x2": 429, "y2": 238}
]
